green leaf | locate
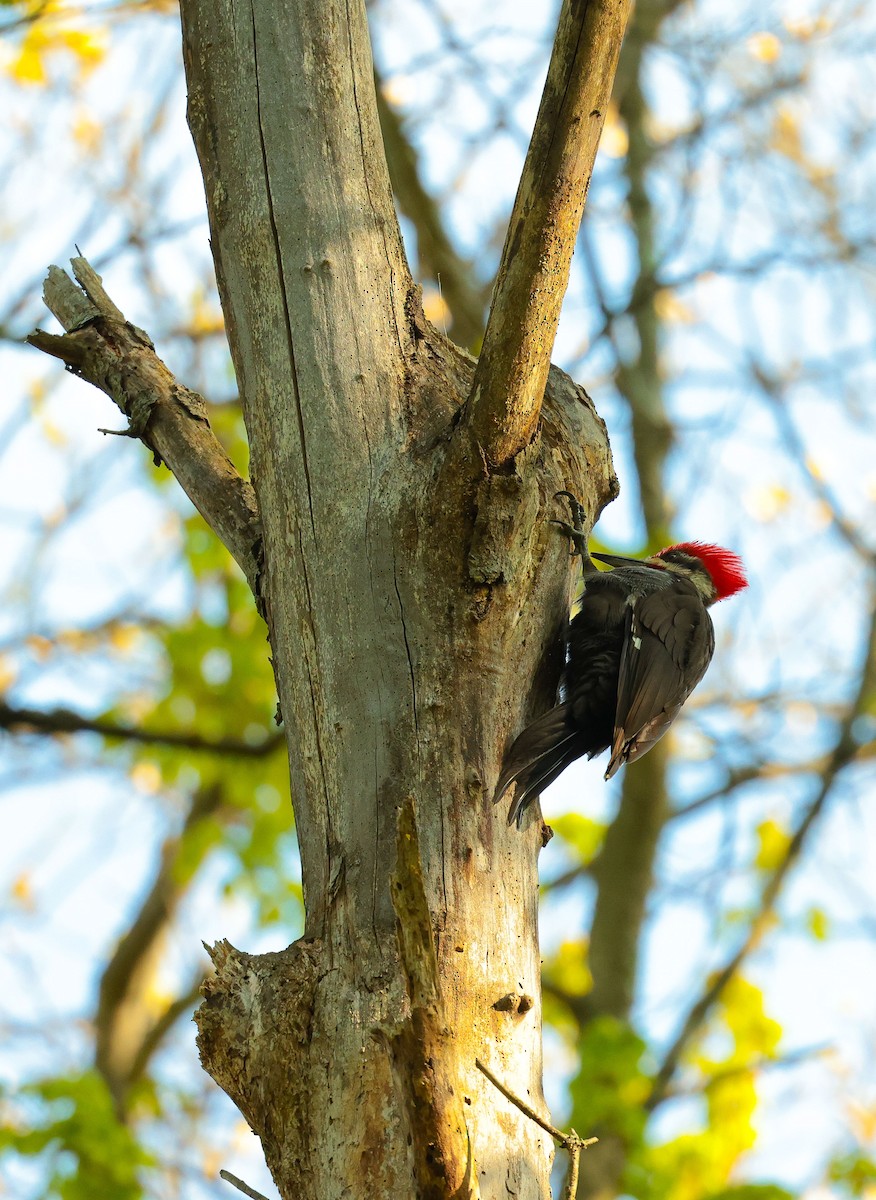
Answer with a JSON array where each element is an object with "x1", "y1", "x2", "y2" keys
[
  {"x1": 828, "y1": 1152, "x2": 876, "y2": 1196},
  {"x1": 567, "y1": 1017, "x2": 650, "y2": 1146},
  {"x1": 0, "y1": 1072, "x2": 153, "y2": 1200},
  {"x1": 707, "y1": 1187, "x2": 795, "y2": 1200}
]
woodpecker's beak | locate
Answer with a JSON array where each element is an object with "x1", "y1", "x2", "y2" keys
[{"x1": 591, "y1": 551, "x2": 666, "y2": 571}]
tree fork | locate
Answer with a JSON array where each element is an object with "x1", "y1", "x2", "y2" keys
[{"x1": 28, "y1": 0, "x2": 624, "y2": 1193}]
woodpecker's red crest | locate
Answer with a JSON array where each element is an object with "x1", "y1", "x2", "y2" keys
[{"x1": 655, "y1": 542, "x2": 748, "y2": 601}]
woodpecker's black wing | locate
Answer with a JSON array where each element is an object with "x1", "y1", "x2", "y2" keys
[{"x1": 604, "y1": 578, "x2": 715, "y2": 778}]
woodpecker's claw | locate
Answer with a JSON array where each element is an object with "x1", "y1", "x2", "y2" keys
[
  {"x1": 554, "y1": 490, "x2": 586, "y2": 531},
  {"x1": 552, "y1": 491, "x2": 589, "y2": 559},
  {"x1": 550, "y1": 519, "x2": 583, "y2": 555}
]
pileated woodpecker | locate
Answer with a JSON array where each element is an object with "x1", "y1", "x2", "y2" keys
[{"x1": 495, "y1": 493, "x2": 747, "y2": 826}]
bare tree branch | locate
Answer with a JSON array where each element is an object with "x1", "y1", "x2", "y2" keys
[
  {"x1": 95, "y1": 785, "x2": 224, "y2": 1113},
  {"x1": 0, "y1": 701, "x2": 282, "y2": 757},
  {"x1": 588, "y1": 740, "x2": 670, "y2": 1019},
  {"x1": 465, "y1": 0, "x2": 632, "y2": 468},
  {"x1": 28, "y1": 257, "x2": 263, "y2": 596}
]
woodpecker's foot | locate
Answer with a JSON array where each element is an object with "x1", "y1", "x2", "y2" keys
[
  {"x1": 552, "y1": 491, "x2": 589, "y2": 559},
  {"x1": 554, "y1": 490, "x2": 586, "y2": 530}
]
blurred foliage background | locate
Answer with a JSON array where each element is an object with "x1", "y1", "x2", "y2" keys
[{"x1": 2, "y1": 0, "x2": 876, "y2": 1197}]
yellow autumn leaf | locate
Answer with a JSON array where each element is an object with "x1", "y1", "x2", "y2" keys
[
  {"x1": 549, "y1": 940, "x2": 593, "y2": 997},
  {"x1": 232, "y1": 1119, "x2": 255, "y2": 1149},
  {"x1": 10, "y1": 39, "x2": 47, "y2": 85},
  {"x1": 38, "y1": 415, "x2": 68, "y2": 447},
  {"x1": 812, "y1": 500, "x2": 832, "y2": 529},
  {"x1": 121, "y1": 692, "x2": 156, "y2": 723},
  {"x1": 784, "y1": 14, "x2": 833, "y2": 39},
  {"x1": 28, "y1": 377, "x2": 48, "y2": 410},
  {"x1": 771, "y1": 106, "x2": 804, "y2": 164},
  {"x1": 131, "y1": 761, "x2": 163, "y2": 794},
  {"x1": 380, "y1": 73, "x2": 415, "y2": 107},
  {"x1": 722, "y1": 976, "x2": 782, "y2": 1059},
  {"x1": 807, "y1": 907, "x2": 830, "y2": 941},
  {"x1": 11, "y1": 872, "x2": 34, "y2": 909},
  {"x1": 8, "y1": 11, "x2": 107, "y2": 87},
  {"x1": 847, "y1": 1097, "x2": 876, "y2": 1144},
  {"x1": 60, "y1": 29, "x2": 106, "y2": 73},
  {"x1": 747, "y1": 31, "x2": 782, "y2": 63},
  {"x1": 654, "y1": 289, "x2": 695, "y2": 324},
  {"x1": 786, "y1": 701, "x2": 818, "y2": 732},
  {"x1": 550, "y1": 812, "x2": 605, "y2": 864},
  {"x1": 56, "y1": 628, "x2": 88, "y2": 651},
  {"x1": 744, "y1": 481, "x2": 791, "y2": 522},
  {"x1": 201, "y1": 1149, "x2": 224, "y2": 1180},
  {"x1": 0, "y1": 655, "x2": 18, "y2": 693},
  {"x1": 706, "y1": 1070, "x2": 758, "y2": 1155},
  {"x1": 109, "y1": 623, "x2": 141, "y2": 654},
  {"x1": 783, "y1": 16, "x2": 815, "y2": 39},
  {"x1": 755, "y1": 817, "x2": 792, "y2": 871},
  {"x1": 143, "y1": 978, "x2": 175, "y2": 1017},
  {"x1": 25, "y1": 635, "x2": 53, "y2": 661},
  {"x1": 422, "y1": 287, "x2": 451, "y2": 329},
  {"x1": 72, "y1": 110, "x2": 103, "y2": 154}
]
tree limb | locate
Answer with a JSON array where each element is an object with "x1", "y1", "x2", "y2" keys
[
  {"x1": 95, "y1": 784, "x2": 223, "y2": 1113},
  {"x1": 465, "y1": 0, "x2": 632, "y2": 468},
  {"x1": 0, "y1": 701, "x2": 283, "y2": 757},
  {"x1": 587, "y1": 739, "x2": 669, "y2": 1019},
  {"x1": 28, "y1": 257, "x2": 263, "y2": 596}
]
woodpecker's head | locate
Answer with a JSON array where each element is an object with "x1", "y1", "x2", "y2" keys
[
  {"x1": 592, "y1": 542, "x2": 748, "y2": 606},
  {"x1": 654, "y1": 542, "x2": 747, "y2": 603}
]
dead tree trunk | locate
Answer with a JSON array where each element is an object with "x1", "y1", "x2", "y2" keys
[{"x1": 31, "y1": 0, "x2": 630, "y2": 1194}]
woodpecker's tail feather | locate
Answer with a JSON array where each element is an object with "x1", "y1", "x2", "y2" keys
[
  {"x1": 494, "y1": 704, "x2": 589, "y2": 827},
  {"x1": 505, "y1": 739, "x2": 588, "y2": 828}
]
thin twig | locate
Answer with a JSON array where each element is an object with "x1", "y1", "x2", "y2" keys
[
  {"x1": 219, "y1": 1169, "x2": 272, "y2": 1200},
  {"x1": 476, "y1": 1056, "x2": 565, "y2": 1141},
  {"x1": 476, "y1": 1057, "x2": 597, "y2": 1200}
]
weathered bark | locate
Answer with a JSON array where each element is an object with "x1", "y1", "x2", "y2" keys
[
  {"x1": 175, "y1": 0, "x2": 621, "y2": 1196},
  {"x1": 31, "y1": 0, "x2": 622, "y2": 1195}
]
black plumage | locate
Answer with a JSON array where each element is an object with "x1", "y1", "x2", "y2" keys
[{"x1": 494, "y1": 521, "x2": 745, "y2": 827}]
